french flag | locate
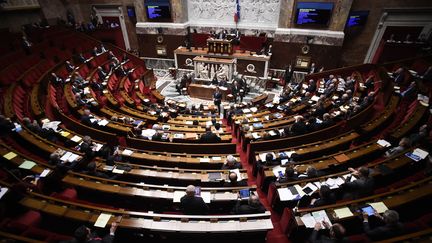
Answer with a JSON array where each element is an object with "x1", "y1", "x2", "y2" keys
[{"x1": 234, "y1": 0, "x2": 240, "y2": 23}]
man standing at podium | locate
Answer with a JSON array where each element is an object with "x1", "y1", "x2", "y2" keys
[{"x1": 213, "y1": 86, "x2": 223, "y2": 112}]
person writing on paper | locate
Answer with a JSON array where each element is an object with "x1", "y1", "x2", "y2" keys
[
  {"x1": 61, "y1": 222, "x2": 118, "y2": 243},
  {"x1": 232, "y1": 194, "x2": 265, "y2": 215},
  {"x1": 309, "y1": 221, "x2": 347, "y2": 243},
  {"x1": 221, "y1": 155, "x2": 242, "y2": 169},
  {"x1": 180, "y1": 185, "x2": 209, "y2": 215},
  {"x1": 384, "y1": 137, "x2": 411, "y2": 158},
  {"x1": 223, "y1": 172, "x2": 247, "y2": 187},
  {"x1": 362, "y1": 209, "x2": 404, "y2": 241},
  {"x1": 342, "y1": 167, "x2": 374, "y2": 199}
]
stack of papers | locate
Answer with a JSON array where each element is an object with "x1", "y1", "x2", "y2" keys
[
  {"x1": 122, "y1": 149, "x2": 133, "y2": 156},
  {"x1": 94, "y1": 213, "x2": 112, "y2": 228},
  {"x1": 70, "y1": 135, "x2": 82, "y2": 143},
  {"x1": 377, "y1": 139, "x2": 391, "y2": 147},
  {"x1": 40, "y1": 169, "x2": 51, "y2": 177}
]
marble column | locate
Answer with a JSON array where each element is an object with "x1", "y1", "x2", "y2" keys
[
  {"x1": 134, "y1": 0, "x2": 146, "y2": 22},
  {"x1": 329, "y1": 0, "x2": 354, "y2": 31},
  {"x1": 171, "y1": 0, "x2": 188, "y2": 23},
  {"x1": 278, "y1": 0, "x2": 295, "y2": 28}
]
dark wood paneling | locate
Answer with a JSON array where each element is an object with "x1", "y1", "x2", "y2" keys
[
  {"x1": 270, "y1": 42, "x2": 342, "y2": 70},
  {"x1": 138, "y1": 34, "x2": 185, "y2": 58}
]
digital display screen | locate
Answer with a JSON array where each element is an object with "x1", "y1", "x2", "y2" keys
[
  {"x1": 127, "y1": 6, "x2": 136, "y2": 17},
  {"x1": 295, "y1": 2, "x2": 334, "y2": 26},
  {"x1": 346, "y1": 11, "x2": 369, "y2": 27},
  {"x1": 147, "y1": 5, "x2": 171, "y2": 19}
]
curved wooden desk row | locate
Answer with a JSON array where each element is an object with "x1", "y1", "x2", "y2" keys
[
  {"x1": 259, "y1": 138, "x2": 382, "y2": 175},
  {"x1": 390, "y1": 102, "x2": 428, "y2": 141},
  {"x1": 294, "y1": 177, "x2": 432, "y2": 226},
  {"x1": 19, "y1": 192, "x2": 273, "y2": 233},
  {"x1": 16, "y1": 126, "x2": 238, "y2": 170},
  {"x1": 245, "y1": 98, "x2": 378, "y2": 161},
  {"x1": 62, "y1": 172, "x2": 255, "y2": 203},
  {"x1": 252, "y1": 131, "x2": 359, "y2": 164},
  {"x1": 274, "y1": 149, "x2": 414, "y2": 191},
  {"x1": 271, "y1": 150, "x2": 418, "y2": 212}
]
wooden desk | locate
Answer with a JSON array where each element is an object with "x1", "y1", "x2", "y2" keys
[{"x1": 187, "y1": 84, "x2": 229, "y2": 101}]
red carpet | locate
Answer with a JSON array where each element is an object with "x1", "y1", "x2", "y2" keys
[{"x1": 229, "y1": 119, "x2": 291, "y2": 243}]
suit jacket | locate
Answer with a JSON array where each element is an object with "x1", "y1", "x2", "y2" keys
[
  {"x1": 290, "y1": 121, "x2": 308, "y2": 135},
  {"x1": 180, "y1": 195, "x2": 209, "y2": 215},
  {"x1": 213, "y1": 92, "x2": 222, "y2": 105},
  {"x1": 200, "y1": 131, "x2": 221, "y2": 143},
  {"x1": 232, "y1": 200, "x2": 266, "y2": 214},
  {"x1": 343, "y1": 176, "x2": 374, "y2": 199},
  {"x1": 363, "y1": 222, "x2": 404, "y2": 241},
  {"x1": 309, "y1": 229, "x2": 348, "y2": 243}
]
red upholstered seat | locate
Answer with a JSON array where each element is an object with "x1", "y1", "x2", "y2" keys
[
  {"x1": 267, "y1": 183, "x2": 277, "y2": 208},
  {"x1": 279, "y1": 208, "x2": 295, "y2": 236},
  {"x1": 347, "y1": 234, "x2": 370, "y2": 243}
]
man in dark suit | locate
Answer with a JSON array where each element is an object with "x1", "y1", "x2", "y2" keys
[
  {"x1": 213, "y1": 87, "x2": 222, "y2": 112},
  {"x1": 232, "y1": 194, "x2": 265, "y2": 214},
  {"x1": 200, "y1": 126, "x2": 221, "y2": 143},
  {"x1": 180, "y1": 185, "x2": 209, "y2": 215},
  {"x1": 284, "y1": 65, "x2": 294, "y2": 86},
  {"x1": 61, "y1": 223, "x2": 117, "y2": 243},
  {"x1": 363, "y1": 210, "x2": 404, "y2": 241},
  {"x1": 290, "y1": 116, "x2": 308, "y2": 135},
  {"x1": 223, "y1": 172, "x2": 248, "y2": 187},
  {"x1": 342, "y1": 167, "x2": 374, "y2": 199},
  {"x1": 311, "y1": 185, "x2": 336, "y2": 207}
]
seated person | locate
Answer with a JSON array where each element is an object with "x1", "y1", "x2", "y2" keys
[
  {"x1": 278, "y1": 166, "x2": 298, "y2": 183},
  {"x1": 79, "y1": 136, "x2": 96, "y2": 158},
  {"x1": 223, "y1": 172, "x2": 247, "y2": 187},
  {"x1": 65, "y1": 60, "x2": 75, "y2": 72},
  {"x1": 385, "y1": 137, "x2": 411, "y2": 157},
  {"x1": 264, "y1": 153, "x2": 280, "y2": 166},
  {"x1": 342, "y1": 167, "x2": 374, "y2": 199},
  {"x1": 320, "y1": 113, "x2": 335, "y2": 129},
  {"x1": 232, "y1": 194, "x2": 266, "y2": 214},
  {"x1": 310, "y1": 185, "x2": 336, "y2": 207},
  {"x1": 83, "y1": 161, "x2": 112, "y2": 179},
  {"x1": 22, "y1": 117, "x2": 43, "y2": 135},
  {"x1": 222, "y1": 155, "x2": 242, "y2": 169},
  {"x1": 298, "y1": 166, "x2": 320, "y2": 179},
  {"x1": 80, "y1": 109, "x2": 96, "y2": 127},
  {"x1": 309, "y1": 221, "x2": 347, "y2": 243},
  {"x1": 151, "y1": 130, "x2": 164, "y2": 141},
  {"x1": 362, "y1": 210, "x2": 404, "y2": 241},
  {"x1": 61, "y1": 223, "x2": 117, "y2": 243},
  {"x1": 180, "y1": 185, "x2": 209, "y2": 215},
  {"x1": 0, "y1": 115, "x2": 14, "y2": 137},
  {"x1": 290, "y1": 116, "x2": 308, "y2": 135},
  {"x1": 199, "y1": 126, "x2": 221, "y2": 143}
]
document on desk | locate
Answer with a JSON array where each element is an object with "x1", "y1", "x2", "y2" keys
[
  {"x1": 19, "y1": 160, "x2": 36, "y2": 170},
  {"x1": 40, "y1": 169, "x2": 51, "y2": 177},
  {"x1": 377, "y1": 139, "x2": 391, "y2": 147},
  {"x1": 94, "y1": 213, "x2": 112, "y2": 228},
  {"x1": 70, "y1": 135, "x2": 82, "y2": 143},
  {"x1": 334, "y1": 207, "x2": 354, "y2": 219},
  {"x1": 272, "y1": 165, "x2": 285, "y2": 177},
  {"x1": 277, "y1": 188, "x2": 299, "y2": 201},
  {"x1": 213, "y1": 192, "x2": 237, "y2": 201},
  {"x1": 312, "y1": 210, "x2": 332, "y2": 226},
  {"x1": 369, "y1": 202, "x2": 388, "y2": 214},
  {"x1": 173, "y1": 191, "x2": 185, "y2": 203},
  {"x1": 300, "y1": 214, "x2": 316, "y2": 228},
  {"x1": 151, "y1": 220, "x2": 177, "y2": 231},
  {"x1": 122, "y1": 149, "x2": 133, "y2": 156},
  {"x1": 201, "y1": 191, "x2": 212, "y2": 203},
  {"x1": 0, "y1": 187, "x2": 9, "y2": 199},
  {"x1": 3, "y1": 151, "x2": 17, "y2": 160}
]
